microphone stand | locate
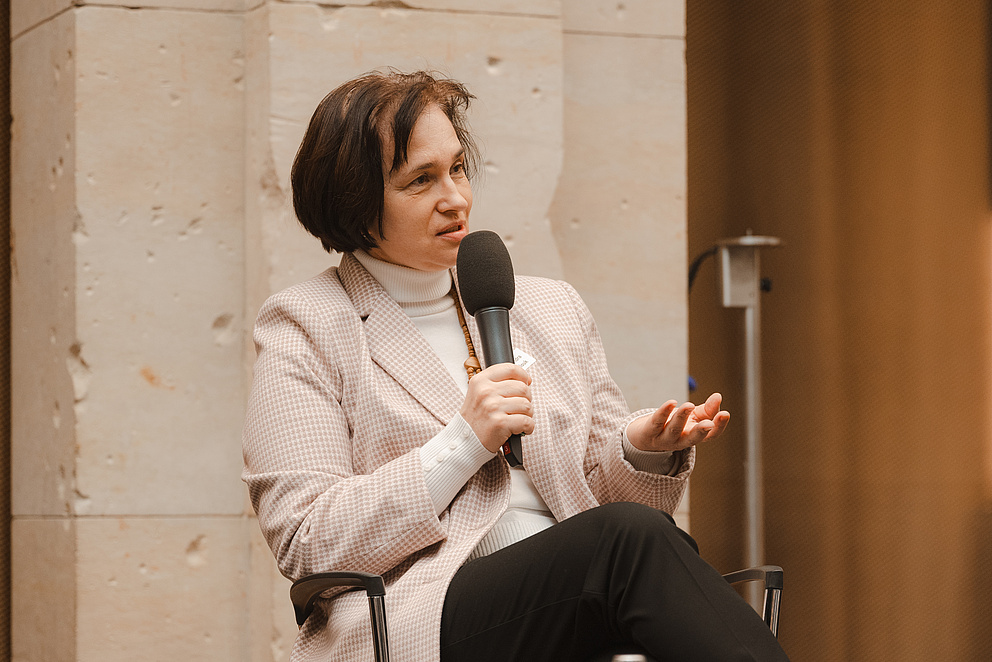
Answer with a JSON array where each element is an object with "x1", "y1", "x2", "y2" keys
[{"x1": 716, "y1": 232, "x2": 781, "y2": 610}]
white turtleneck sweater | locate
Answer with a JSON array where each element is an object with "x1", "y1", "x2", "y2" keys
[{"x1": 353, "y1": 250, "x2": 679, "y2": 561}]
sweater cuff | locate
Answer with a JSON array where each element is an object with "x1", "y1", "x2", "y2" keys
[
  {"x1": 622, "y1": 418, "x2": 681, "y2": 476},
  {"x1": 420, "y1": 414, "x2": 496, "y2": 515}
]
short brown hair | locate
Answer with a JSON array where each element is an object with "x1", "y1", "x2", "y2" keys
[{"x1": 291, "y1": 70, "x2": 481, "y2": 253}]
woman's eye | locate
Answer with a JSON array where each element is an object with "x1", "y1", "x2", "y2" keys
[
  {"x1": 411, "y1": 174, "x2": 430, "y2": 186},
  {"x1": 452, "y1": 162, "x2": 464, "y2": 174}
]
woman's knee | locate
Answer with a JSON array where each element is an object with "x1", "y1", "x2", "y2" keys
[
  {"x1": 582, "y1": 501, "x2": 675, "y2": 532},
  {"x1": 582, "y1": 502, "x2": 698, "y2": 555},
  {"x1": 596, "y1": 501, "x2": 672, "y2": 522}
]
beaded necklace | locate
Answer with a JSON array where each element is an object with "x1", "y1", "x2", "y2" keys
[{"x1": 452, "y1": 288, "x2": 483, "y2": 380}]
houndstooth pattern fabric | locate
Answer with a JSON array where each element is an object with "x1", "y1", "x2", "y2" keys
[{"x1": 242, "y1": 253, "x2": 694, "y2": 662}]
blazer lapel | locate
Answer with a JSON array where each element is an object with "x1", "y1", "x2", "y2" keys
[{"x1": 340, "y1": 254, "x2": 463, "y2": 426}]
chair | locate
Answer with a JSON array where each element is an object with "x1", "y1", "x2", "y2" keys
[{"x1": 291, "y1": 565, "x2": 783, "y2": 662}]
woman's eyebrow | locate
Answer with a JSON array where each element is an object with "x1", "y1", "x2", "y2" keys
[{"x1": 402, "y1": 148, "x2": 466, "y2": 176}]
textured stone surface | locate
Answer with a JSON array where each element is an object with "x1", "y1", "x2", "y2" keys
[
  {"x1": 10, "y1": 10, "x2": 79, "y2": 661},
  {"x1": 71, "y1": 6, "x2": 247, "y2": 516},
  {"x1": 278, "y1": 0, "x2": 559, "y2": 16},
  {"x1": 564, "y1": 0, "x2": 684, "y2": 36},
  {"x1": 11, "y1": 0, "x2": 73, "y2": 39},
  {"x1": 75, "y1": 0, "x2": 264, "y2": 10},
  {"x1": 11, "y1": 518, "x2": 76, "y2": 662},
  {"x1": 243, "y1": 2, "x2": 281, "y2": 340},
  {"x1": 10, "y1": 7, "x2": 77, "y2": 517},
  {"x1": 263, "y1": 3, "x2": 565, "y2": 289},
  {"x1": 552, "y1": 32, "x2": 687, "y2": 409},
  {"x1": 75, "y1": 517, "x2": 250, "y2": 661},
  {"x1": 247, "y1": 523, "x2": 296, "y2": 662}
]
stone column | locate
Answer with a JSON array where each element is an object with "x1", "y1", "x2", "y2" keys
[
  {"x1": 12, "y1": 2, "x2": 253, "y2": 660},
  {"x1": 12, "y1": 2, "x2": 81, "y2": 658}
]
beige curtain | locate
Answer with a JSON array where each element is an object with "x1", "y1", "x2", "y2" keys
[{"x1": 687, "y1": 1, "x2": 992, "y2": 660}]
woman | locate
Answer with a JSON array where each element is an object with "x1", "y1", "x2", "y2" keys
[{"x1": 243, "y1": 70, "x2": 789, "y2": 661}]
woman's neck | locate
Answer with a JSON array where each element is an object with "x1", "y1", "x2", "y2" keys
[{"x1": 353, "y1": 250, "x2": 453, "y2": 317}]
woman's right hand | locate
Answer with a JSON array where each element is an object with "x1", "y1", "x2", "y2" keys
[{"x1": 460, "y1": 363, "x2": 535, "y2": 453}]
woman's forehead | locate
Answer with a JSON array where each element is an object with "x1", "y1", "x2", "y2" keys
[{"x1": 386, "y1": 105, "x2": 460, "y2": 174}]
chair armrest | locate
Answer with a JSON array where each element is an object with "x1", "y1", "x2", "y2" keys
[
  {"x1": 721, "y1": 565, "x2": 783, "y2": 591},
  {"x1": 290, "y1": 571, "x2": 391, "y2": 660},
  {"x1": 722, "y1": 565, "x2": 783, "y2": 638},
  {"x1": 290, "y1": 571, "x2": 385, "y2": 627}
]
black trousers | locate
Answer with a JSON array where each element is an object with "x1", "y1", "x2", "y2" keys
[{"x1": 440, "y1": 502, "x2": 789, "y2": 662}]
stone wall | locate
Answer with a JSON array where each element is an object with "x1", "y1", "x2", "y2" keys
[{"x1": 10, "y1": 1, "x2": 687, "y2": 659}]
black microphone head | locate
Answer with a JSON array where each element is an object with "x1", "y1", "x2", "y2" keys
[{"x1": 456, "y1": 230, "x2": 515, "y2": 316}]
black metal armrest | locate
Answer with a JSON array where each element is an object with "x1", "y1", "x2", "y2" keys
[
  {"x1": 290, "y1": 571, "x2": 384, "y2": 627},
  {"x1": 290, "y1": 571, "x2": 390, "y2": 661},
  {"x1": 722, "y1": 565, "x2": 783, "y2": 591},
  {"x1": 722, "y1": 565, "x2": 783, "y2": 637}
]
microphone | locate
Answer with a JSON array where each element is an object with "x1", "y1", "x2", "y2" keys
[{"x1": 456, "y1": 230, "x2": 523, "y2": 467}]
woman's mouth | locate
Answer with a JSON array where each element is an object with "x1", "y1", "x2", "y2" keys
[{"x1": 436, "y1": 222, "x2": 467, "y2": 239}]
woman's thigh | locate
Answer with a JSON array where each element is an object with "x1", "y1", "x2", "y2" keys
[
  {"x1": 439, "y1": 502, "x2": 693, "y2": 662},
  {"x1": 440, "y1": 501, "x2": 788, "y2": 662}
]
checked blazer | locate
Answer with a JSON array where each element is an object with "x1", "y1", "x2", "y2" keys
[{"x1": 242, "y1": 252, "x2": 694, "y2": 661}]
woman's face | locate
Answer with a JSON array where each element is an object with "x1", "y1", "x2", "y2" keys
[{"x1": 368, "y1": 105, "x2": 473, "y2": 272}]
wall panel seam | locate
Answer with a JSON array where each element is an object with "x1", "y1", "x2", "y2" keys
[
  {"x1": 284, "y1": 2, "x2": 558, "y2": 20},
  {"x1": 11, "y1": 6, "x2": 73, "y2": 42},
  {"x1": 563, "y1": 29, "x2": 683, "y2": 41}
]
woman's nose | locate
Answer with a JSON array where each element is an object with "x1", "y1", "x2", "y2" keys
[{"x1": 437, "y1": 175, "x2": 470, "y2": 213}]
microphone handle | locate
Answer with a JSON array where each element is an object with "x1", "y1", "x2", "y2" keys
[
  {"x1": 474, "y1": 307, "x2": 523, "y2": 466},
  {"x1": 475, "y1": 307, "x2": 514, "y2": 364}
]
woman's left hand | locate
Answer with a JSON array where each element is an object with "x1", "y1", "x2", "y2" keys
[{"x1": 626, "y1": 392, "x2": 730, "y2": 453}]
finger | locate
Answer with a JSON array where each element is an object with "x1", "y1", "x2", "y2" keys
[
  {"x1": 691, "y1": 393, "x2": 723, "y2": 421},
  {"x1": 490, "y1": 380, "x2": 532, "y2": 401},
  {"x1": 494, "y1": 400, "x2": 535, "y2": 434},
  {"x1": 502, "y1": 395, "x2": 533, "y2": 417},
  {"x1": 685, "y1": 422, "x2": 713, "y2": 445},
  {"x1": 508, "y1": 412, "x2": 536, "y2": 436},
  {"x1": 706, "y1": 410, "x2": 730, "y2": 438},
  {"x1": 478, "y1": 391, "x2": 531, "y2": 419},
  {"x1": 703, "y1": 392, "x2": 723, "y2": 418},
  {"x1": 664, "y1": 402, "x2": 695, "y2": 439},
  {"x1": 693, "y1": 411, "x2": 730, "y2": 444},
  {"x1": 467, "y1": 371, "x2": 531, "y2": 404},
  {"x1": 481, "y1": 363, "x2": 532, "y2": 385},
  {"x1": 654, "y1": 400, "x2": 679, "y2": 428}
]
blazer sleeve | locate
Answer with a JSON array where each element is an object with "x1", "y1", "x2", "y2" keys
[
  {"x1": 562, "y1": 282, "x2": 695, "y2": 514},
  {"x1": 242, "y1": 289, "x2": 446, "y2": 581}
]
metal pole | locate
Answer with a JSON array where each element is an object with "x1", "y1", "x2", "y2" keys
[
  {"x1": 743, "y1": 291, "x2": 764, "y2": 608},
  {"x1": 717, "y1": 234, "x2": 779, "y2": 610}
]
